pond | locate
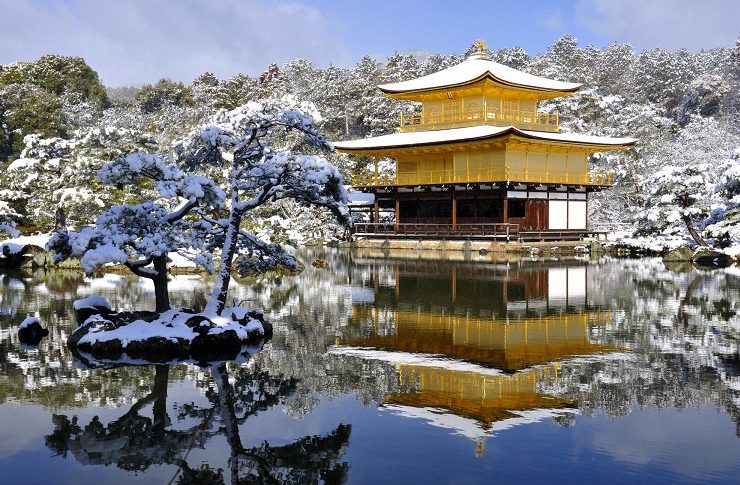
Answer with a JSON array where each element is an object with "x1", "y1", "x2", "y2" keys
[{"x1": 1, "y1": 248, "x2": 739, "y2": 484}]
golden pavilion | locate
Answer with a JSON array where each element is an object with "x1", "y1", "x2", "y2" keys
[{"x1": 335, "y1": 40, "x2": 636, "y2": 240}]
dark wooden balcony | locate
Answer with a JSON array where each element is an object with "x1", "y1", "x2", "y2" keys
[
  {"x1": 352, "y1": 223, "x2": 608, "y2": 241},
  {"x1": 353, "y1": 223, "x2": 518, "y2": 240}
]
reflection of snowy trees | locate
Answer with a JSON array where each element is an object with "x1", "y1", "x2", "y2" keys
[
  {"x1": 45, "y1": 363, "x2": 351, "y2": 484},
  {"x1": 0, "y1": 270, "x2": 161, "y2": 407},
  {"x1": 547, "y1": 258, "x2": 740, "y2": 433}
]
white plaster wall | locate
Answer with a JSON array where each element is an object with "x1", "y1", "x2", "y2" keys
[
  {"x1": 549, "y1": 200, "x2": 568, "y2": 229},
  {"x1": 568, "y1": 200, "x2": 587, "y2": 230}
]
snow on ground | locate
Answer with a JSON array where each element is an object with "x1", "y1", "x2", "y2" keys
[
  {"x1": 0, "y1": 234, "x2": 51, "y2": 249},
  {"x1": 167, "y1": 251, "x2": 198, "y2": 268},
  {"x1": 724, "y1": 245, "x2": 740, "y2": 258}
]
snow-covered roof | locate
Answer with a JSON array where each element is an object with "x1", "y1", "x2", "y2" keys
[
  {"x1": 347, "y1": 189, "x2": 375, "y2": 206},
  {"x1": 379, "y1": 56, "x2": 582, "y2": 95},
  {"x1": 334, "y1": 125, "x2": 637, "y2": 153}
]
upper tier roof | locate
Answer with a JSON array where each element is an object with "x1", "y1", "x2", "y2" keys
[
  {"x1": 334, "y1": 125, "x2": 637, "y2": 154},
  {"x1": 378, "y1": 55, "x2": 582, "y2": 95}
]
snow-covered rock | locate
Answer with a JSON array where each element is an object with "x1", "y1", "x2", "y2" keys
[
  {"x1": 18, "y1": 316, "x2": 48, "y2": 345},
  {"x1": 68, "y1": 303, "x2": 271, "y2": 364}
]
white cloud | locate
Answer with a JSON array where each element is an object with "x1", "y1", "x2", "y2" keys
[
  {"x1": 576, "y1": 0, "x2": 740, "y2": 51},
  {"x1": 0, "y1": 0, "x2": 350, "y2": 86},
  {"x1": 537, "y1": 9, "x2": 566, "y2": 32}
]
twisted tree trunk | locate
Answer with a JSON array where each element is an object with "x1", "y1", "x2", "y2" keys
[
  {"x1": 205, "y1": 213, "x2": 242, "y2": 315},
  {"x1": 152, "y1": 255, "x2": 170, "y2": 313},
  {"x1": 126, "y1": 254, "x2": 171, "y2": 313},
  {"x1": 681, "y1": 214, "x2": 709, "y2": 247},
  {"x1": 678, "y1": 194, "x2": 709, "y2": 247}
]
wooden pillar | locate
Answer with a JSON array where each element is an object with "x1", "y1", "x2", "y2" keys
[
  {"x1": 373, "y1": 265, "x2": 379, "y2": 294},
  {"x1": 395, "y1": 199, "x2": 400, "y2": 231},
  {"x1": 503, "y1": 197, "x2": 508, "y2": 223},
  {"x1": 451, "y1": 190, "x2": 457, "y2": 230},
  {"x1": 373, "y1": 199, "x2": 379, "y2": 224},
  {"x1": 451, "y1": 266, "x2": 457, "y2": 305},
  {"x1": 374, "y1": 156, "x2": 379, "y2": 185}
]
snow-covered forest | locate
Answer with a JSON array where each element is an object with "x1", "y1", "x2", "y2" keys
[{"x1": 1, "y1": 36, "x2": 739, "y2": 249}]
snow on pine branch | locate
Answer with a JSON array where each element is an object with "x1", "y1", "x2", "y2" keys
[
  {"x1": 46, "y1": 148, "x2": 230, "y2": 274},
  {"x1": 99, "y1": 152, "x2": 226, "y2": 208},
  {"x1": 47, "y1": 201, "x2": 212, "y2": 273}
]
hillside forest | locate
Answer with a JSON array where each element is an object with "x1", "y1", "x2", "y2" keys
[{"x1": 1, "y1": 37, "x2": 739, "y2": 250}]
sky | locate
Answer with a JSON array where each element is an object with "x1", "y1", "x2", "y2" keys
[{"x1": 0, "y1": 0, "x2": 738, "y2": 86}]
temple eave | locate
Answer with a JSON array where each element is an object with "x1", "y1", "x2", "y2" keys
[{"x1": 334, "y1": 129, "x2": 636, "y2": 156}]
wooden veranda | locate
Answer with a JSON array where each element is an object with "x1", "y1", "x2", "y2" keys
[{"x1": 351, "y1": 223, "x2": 607, "y2": 242}]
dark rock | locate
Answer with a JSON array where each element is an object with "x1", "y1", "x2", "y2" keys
[
  {"x1": 74, "y1": 306, "x2": 116, "y2": 325},
  {"x1": 77, "y1": 338, "x2": 124, "y2": 360},
  {"x1": 191, "y1": 330, "x2": 242, "y2": 362},
  {"x1": 125, "y1": 337, "x2": 189, "y2": 361},
  {"x1": 68, "y1": 316, "x2": 121, "y2": 348},
  {"x1": 18, "y1": 318, "x2": 49, "y2": 345},
  {"x1": 478, "y1": 248, "x2": 489, "y2": 256},
  {"x1": 185, "y1": 315, "x2": 214, "y2": 336},
  {"x1": 260, "y1": 319, "x2": 274, "y2": 340},
  {"x1": 229, "y1": 309, "x2": 264, "y2": 324},
  {"x1": 119, "y1": 310, "x2": 161, "y2": 324},
  {"x1": 693, "y1": 249, "x2": 735, "y2": 269},
  {"x1": 247, "y1": 309, "x2": 264, "y2": 323},
  {"x1": 0, "y1": 244, "x2": 41, "y2": 269}
]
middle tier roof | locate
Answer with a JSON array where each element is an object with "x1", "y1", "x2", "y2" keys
[{"x1": 334, "y1": 125, "x2": 637, "y2": 156}]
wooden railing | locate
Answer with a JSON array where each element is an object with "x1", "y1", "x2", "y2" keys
[
  {"x1": 352, "y1": 168, "x2": 613, "y2": 187},
  {"x1": 353, "y1": 222, "x2": 519, "y2": 239},
  {"x1": 400, "y1": 107, "x2": 559, "y2": 133},
  {"x1": 352, "y1": 224, "x2": 607, "y2": 241}
]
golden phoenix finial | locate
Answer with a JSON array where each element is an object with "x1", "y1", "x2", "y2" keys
[{"x1": 472, "y1": 39, "x2": 491, "y2": 59}]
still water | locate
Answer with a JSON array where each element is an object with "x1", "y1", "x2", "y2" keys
[{"x1": 1, "y1": 248, "x2": 739, "y2": 484}]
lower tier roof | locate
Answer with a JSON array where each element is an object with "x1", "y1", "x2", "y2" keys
[{"x1": 334, "y1": 125, "x2": 637, "y2": 155}]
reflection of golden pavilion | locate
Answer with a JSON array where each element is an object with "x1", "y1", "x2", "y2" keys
[
  {"x1": 387, "y1": 364, "x2": 572, "y2": 428},
  {"x1": 349, "y1": 309, "x2": 611, "y2": 372},
  {"x1": 348, "y1": 260, "x2": 612, "y2": 371},
  {"x1": 338, "y1": 261, "x2": 614, "y2": 445}
]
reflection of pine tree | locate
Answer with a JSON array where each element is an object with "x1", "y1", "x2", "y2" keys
[
  {"x1": 44, "y1": 363, "x2": 351, "y2": 483},
  {"x1": 208, "y1": 363, "x2": 350, "y2": 484}
]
